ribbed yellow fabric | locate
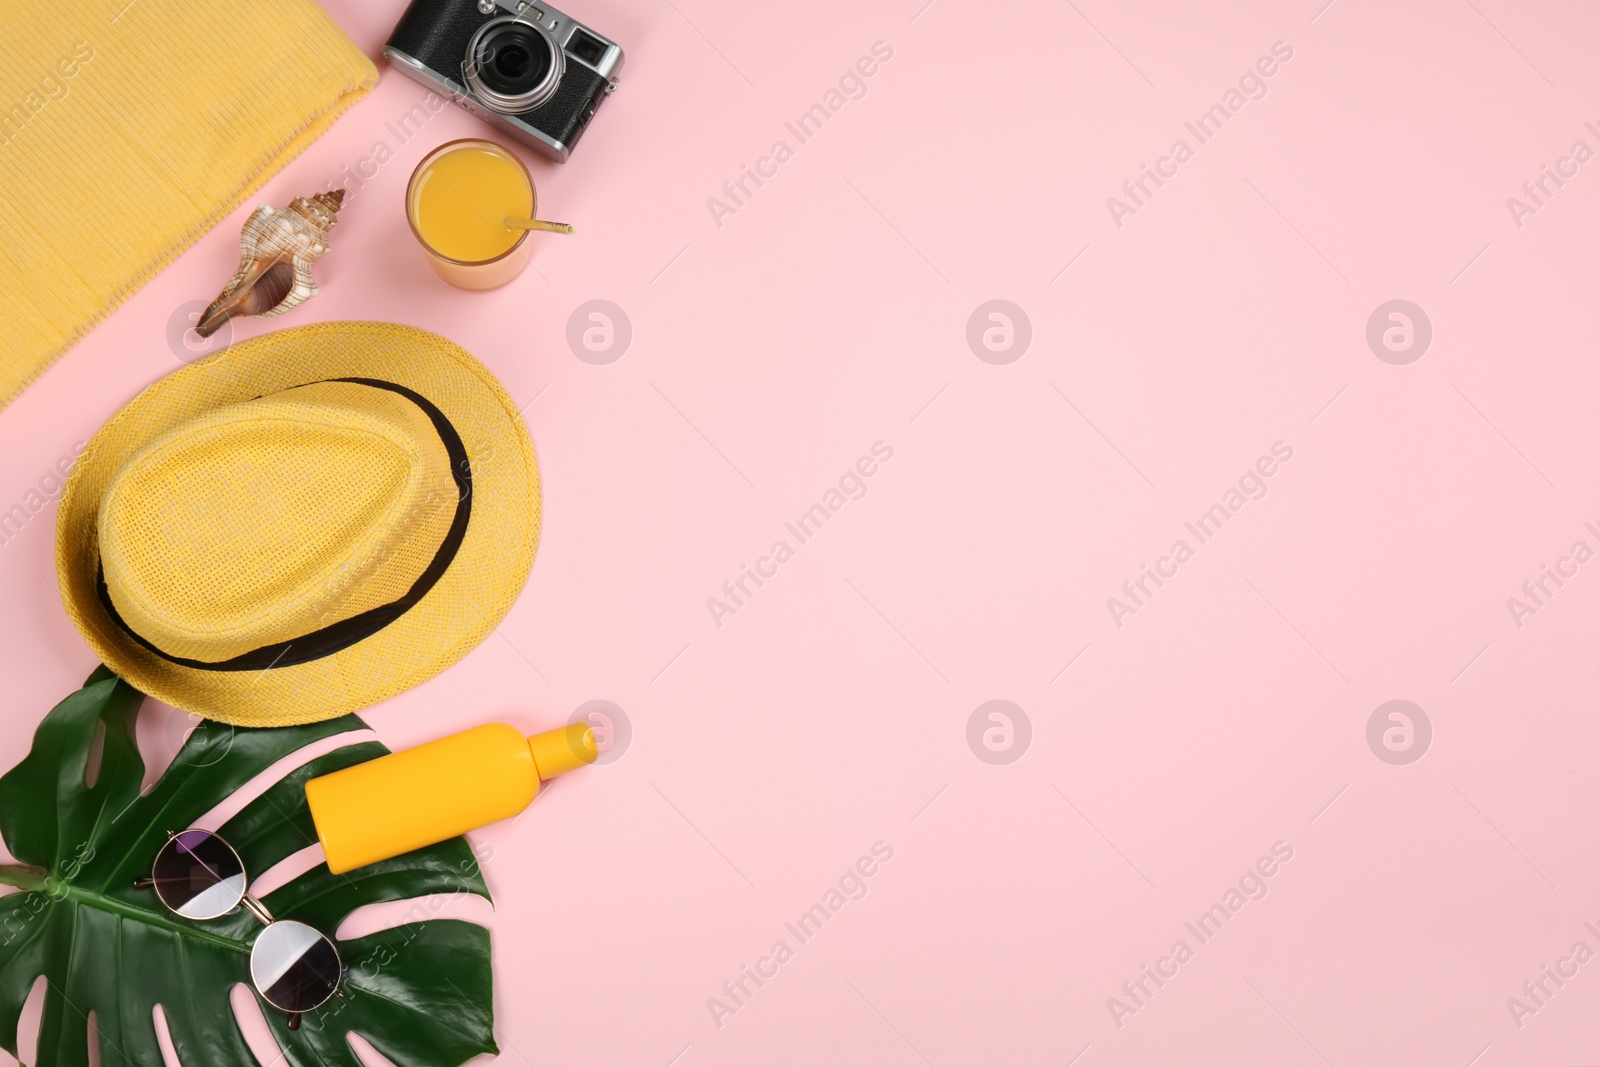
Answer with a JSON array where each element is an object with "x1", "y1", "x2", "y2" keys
[{"x1": 0, "y1": 0, "x2": 377, "y2": 408}]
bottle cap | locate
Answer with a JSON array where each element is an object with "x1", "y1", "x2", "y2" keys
[{"x1": 527, "y1": 723, "x2": 597, "y2": 780}]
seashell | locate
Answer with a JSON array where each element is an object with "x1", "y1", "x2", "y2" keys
[{"x1": 195, "y1": 190, "x2": 344, "y2": 338}]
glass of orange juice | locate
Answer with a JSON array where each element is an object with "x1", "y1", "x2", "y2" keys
[{"x1": 405, "y1": 139, "x2": 570, "y2": 290}]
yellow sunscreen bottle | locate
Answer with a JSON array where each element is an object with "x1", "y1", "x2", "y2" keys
[{"x1": 305, "y1": 723, "x2": 597, "y2": 874}]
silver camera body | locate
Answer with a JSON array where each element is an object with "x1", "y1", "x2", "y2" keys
[{"x1": 384, "y1": 0, "x2": 624, "y2": 163}]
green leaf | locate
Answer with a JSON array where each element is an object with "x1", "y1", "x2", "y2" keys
[{"x1": 0, "y1": 668, "x2": 496, "y2": 1067}]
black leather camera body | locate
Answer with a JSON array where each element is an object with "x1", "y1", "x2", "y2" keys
[{"x1": 385, "y1": 0, "x2": 623, "y2": 163}]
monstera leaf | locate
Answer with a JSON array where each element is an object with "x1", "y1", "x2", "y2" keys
[{"x1": 0, "y1": 668, "x2": 496, "y2": 1067}]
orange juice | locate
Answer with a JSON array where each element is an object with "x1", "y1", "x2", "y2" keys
[{"x1": 406, "y1": 139, "x2": 536, "y2": 289}]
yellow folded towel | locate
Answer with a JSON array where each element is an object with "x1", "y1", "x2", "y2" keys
[{"x1": 0, "y1": 0, "x2": 378, "y2": 409}]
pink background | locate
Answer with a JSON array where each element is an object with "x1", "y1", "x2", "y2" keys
[{"x1": 4, "y1": 0, "x2": 1600, "y2": 1063}]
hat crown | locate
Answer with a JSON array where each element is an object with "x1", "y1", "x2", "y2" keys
[
  {"x1": 97, "y1": 381, "x2": 459, "y2": 664},
  {"x1": 57, "y1": 322, "x2": 539, "y2": 727}
]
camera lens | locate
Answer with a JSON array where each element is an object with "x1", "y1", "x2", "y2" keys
[
  {"x1": 494, "y1": 44, "x2": 533, "y2": 79},
  {"x1": 464, "y1": 17, "x2": 564, "y2": 114},
  {"x1": 483, "y1": 28, "x2": 547, "y2": 91}
]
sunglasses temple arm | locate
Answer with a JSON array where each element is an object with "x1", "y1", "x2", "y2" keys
[{"x1": 131, "y1": 875, "x2": 155, "y2": 889}]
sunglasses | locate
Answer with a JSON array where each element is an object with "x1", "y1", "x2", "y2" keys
[{"x1": 133, "y1": 829, "x2": 342, "y2": 1030}]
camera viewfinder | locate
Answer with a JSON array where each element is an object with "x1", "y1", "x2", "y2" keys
[{"x1": 568, "y1": 29, "x2": 606, "y2": 65}]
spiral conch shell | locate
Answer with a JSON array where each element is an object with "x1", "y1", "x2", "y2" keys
[{"x1": 195, "y1": 190, "x2": 344, "y2": 338}]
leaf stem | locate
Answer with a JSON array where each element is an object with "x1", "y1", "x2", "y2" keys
[
  {"x1": 0, "y1": 864, "x2": 48, "y2": 891},
  {"x1": 49, "y1": 883, "x2": 252, "y2": 955}
]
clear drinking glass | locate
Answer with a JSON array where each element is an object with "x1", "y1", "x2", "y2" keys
[{"x1": 405, "y1": 138, "x2": 538, "y2": 291}]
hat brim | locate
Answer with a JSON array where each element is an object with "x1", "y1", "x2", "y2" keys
[{"x1": 57, "y1": 322, "x2": 540, "y2": 727}]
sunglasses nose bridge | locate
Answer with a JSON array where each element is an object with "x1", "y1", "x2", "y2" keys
[{"x1": 241, "y1": 893, "x2": 275, "y2": 926}]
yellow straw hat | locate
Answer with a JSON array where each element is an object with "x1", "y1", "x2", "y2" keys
[{"x1": 56, "y1": 322, "x2": 539, "y2": 727}]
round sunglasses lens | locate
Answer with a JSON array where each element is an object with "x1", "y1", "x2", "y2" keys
[
  {"x1": 152, "y1": 830, "x2": 246, "y2": 920},
  {"x1": 251, "y1": 921, "x2": 341, "y2": 1013}
]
